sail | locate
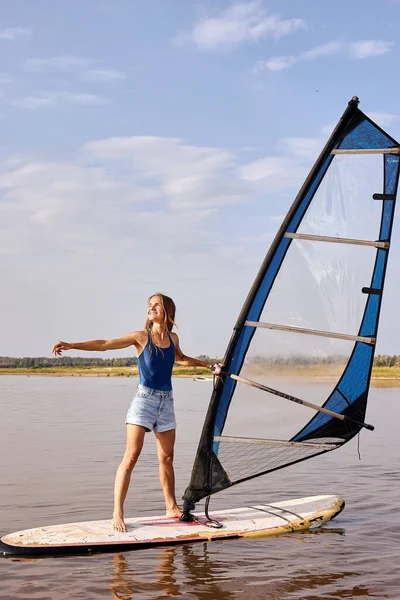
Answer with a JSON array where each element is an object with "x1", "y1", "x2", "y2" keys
[{"x1": 183, "y1": 97, "x2": 400, "y2": 511}]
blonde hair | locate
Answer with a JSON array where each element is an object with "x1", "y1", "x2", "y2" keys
[{"x1": 145, "y1": 293, "x2": 176, "y2": 334}]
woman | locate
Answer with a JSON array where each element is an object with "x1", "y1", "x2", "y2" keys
[{"x1": 52, "y1": 293, "x2": 221, "y2": 532}]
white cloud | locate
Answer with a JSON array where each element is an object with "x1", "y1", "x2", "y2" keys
[
  {"x1": 239, "y1": 155, "x2": 309, "y2": 192},
  {"x1": 350, "y1": 40, "x2": 395, "y2": 59},
  {"x1": 11, "y1": 92, "x2": 109, "y2": 109},
  {"x1": 0, "y1": 145, "x2": 244, "y2": 320},
  {"x1": 302, "y1": 41, "x2": 343, "y2": 61},
  {"x1": 0, "y1": 133, "x2": 326, "y2": 356},
  {"x1": 85, "y1": 136, "x2": 248, "y2": 210},
  {"x1": 24, "y1": 55, "x2": 126, "y2": 84},
  {"x1": 63, "y1": 93, "x2": 108, "y2": 106},
  {"x1": 0, "y1": 27, "x2": 32, "y2": 40},
  {"x1": 255, "y1": 41, "x2": 343, "y2": 72},
  {"x1": 173, "y1": 1, "x2": 306, "y2": 51},
  {"x1": 278, "y1": 137, "x2": 325, "y2": 161},
  {"x1": 366, "y1": 112, "x2": 400, "y2": 127},
  {"x1": 0, "y1": 135, "x2": 311, "y2": 259},
  {"x1": 81, "y1": 69, "x2": 126, "y2": 83},
  {"x1": 24, "y1": 55, "x2": 94, "y2": 71},
  {"x1": 11, "y1": 94, "x2": 56, "y2": 109},
  {"x1": 85, "y1": 136, "x2": 233, "y2": 172},
  {"x1": 254, "y1": 55, "x2": 296, "y2": 72},
  {"x1": 0, "y1": 139, "x2": 253, "y2": 272},
  {"x1": 0, "y1": 159, "x2": 160, "y2": 261},
  {"x1": 255, "y1": 39, "x2": 394, "y2": 72}
]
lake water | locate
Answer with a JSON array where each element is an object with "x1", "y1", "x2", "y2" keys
[{"x1": 0, "y1": 376, "x2": 399, "y2": 599}]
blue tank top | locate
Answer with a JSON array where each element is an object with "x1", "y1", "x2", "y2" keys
[{"x1": 137, "y1": 330, "x2": 175, "y2": 391}]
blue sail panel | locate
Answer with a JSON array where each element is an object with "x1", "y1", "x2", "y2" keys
[
  {"x1": 337, "y1": 117, "x2": 399, "y2": 150},
  {"x1": 386, "y1": 155, "x2": 400, "y2": 194},
  {"x1": 293, "y1": 343, "x2": 373, "y2": 442}
]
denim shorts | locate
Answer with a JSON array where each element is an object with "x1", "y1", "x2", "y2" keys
[{"x1": 126, "y1": 384, "x2": 176, "y2": 433}]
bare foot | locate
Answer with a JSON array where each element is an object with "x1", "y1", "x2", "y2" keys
[
  {"x1": 166, "y1": 506, "x2": 183, "y2": 519},
  {"x1": 112, "y1": 515, "x2": 127, "y2": 532}
]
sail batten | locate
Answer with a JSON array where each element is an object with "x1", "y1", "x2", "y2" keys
[
  {"x1": 284, "y1": 232, "x2": 389, "y2": 249},
  {"x1": 229, "y1": 373, "x2": 374, "y2": 430},
  {"x1": 244, "y1": 320, "x2": 376, "y2": 344},
  {"x1": 332, "y1": 148, "x2": 400, "y2": 155},
  {"x1": 182, "y1": 97, "x2": 399, "y2": 512}
]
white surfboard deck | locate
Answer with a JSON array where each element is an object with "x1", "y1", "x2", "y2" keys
[{"x1": 0, "y1": 494, "x2": 344, "y2": 557}]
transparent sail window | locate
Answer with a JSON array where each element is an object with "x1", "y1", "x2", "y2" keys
[
  {"x1": 259, "y1": 238, "x2": 377, "y2": 335},
  {"x1": 220, "y1": 329, "x2": 355, "y2": 441},
  {"x1": 297, "y1": 154, "x2": 383, "y2": 240}
]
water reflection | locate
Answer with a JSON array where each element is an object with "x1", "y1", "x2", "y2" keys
[
  {"x1": 110, "y1": 548, "x2": 179, "y2": 599},
  {"x1": 108, "y1": 528, "x2": 362, "y2": 600},
  {"x1": 109, "y1": 544, "x2": 235, "y2": 600},
  {"x1": 178, "y1": 544, "x2": 238, "y2": 600}
]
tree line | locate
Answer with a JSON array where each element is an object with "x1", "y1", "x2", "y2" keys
[
  {"x1": 0, "y1": 355, "x2": 220, "y2": 369},
  {"x1": 0, "y1": 356, "x2": 138, "y2": 368},
  {"x1": 0, "y1": 354, "x2": 399, "y2": 369}
]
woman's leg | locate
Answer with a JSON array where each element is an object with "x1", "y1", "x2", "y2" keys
[
  {"x1": 154, "y1": 429, "x2": 181, "y2": 518},
  {"x1": 112, "y1": 424, "x2": 146, "y2": 532}
]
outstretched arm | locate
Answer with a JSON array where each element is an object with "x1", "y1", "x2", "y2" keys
[
  {"x1": 172, "y1": 334, "x2": 222, "y2": 375},
  {"x1": 52, "y1": 331, "x2": 143, "y2": 356}
]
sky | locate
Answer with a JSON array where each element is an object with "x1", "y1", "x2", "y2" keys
[{"x1": 1, "y1": 0, "x2": 400, "y2": 358}]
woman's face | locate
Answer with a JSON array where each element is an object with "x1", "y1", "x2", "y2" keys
[{"x1": 147, "y1": 296, "x2": 165, "y2": 323}]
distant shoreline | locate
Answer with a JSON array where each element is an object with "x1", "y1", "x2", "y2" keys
[
  {"x1": 0, "y1": 366, "x2": 210, "y2": 378},
  {"x1": 1, "y1": 365, "x2": 400, "y2": 385}
]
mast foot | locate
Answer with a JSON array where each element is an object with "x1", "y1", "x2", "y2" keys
[
  {"x1": 180, "y1": 501, "x2": 196, "y2": 522},
  {"x1": 180, "y1": 511, "x2": 194, "y2": 522}
]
